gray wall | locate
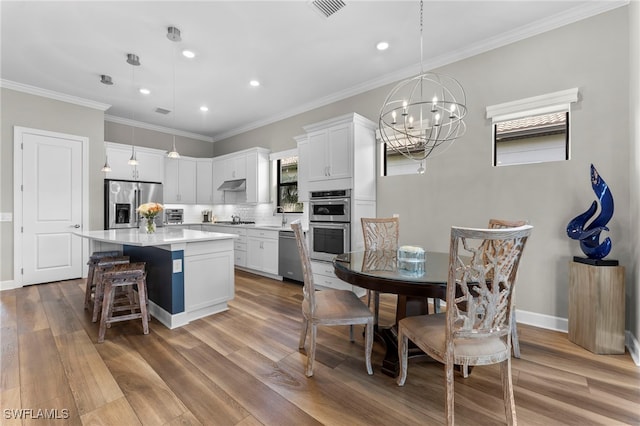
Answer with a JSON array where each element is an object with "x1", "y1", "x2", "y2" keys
[
  {"x1": 0, "y1": 88, "x2": 105, "y2": 282},
  {"x1": 217, "y1": 8, "x2": 636, "y2": 328},
  {"x1": 105, "y1": 121, "x2": 214, "y2": 158}
]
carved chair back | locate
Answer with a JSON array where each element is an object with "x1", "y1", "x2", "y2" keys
[
  {"x1": 361, "y1": 217, "x2": 399, "y2": 251},
  {"x1": 292, "y1": 221, "x2": 316, "y2": 317}
]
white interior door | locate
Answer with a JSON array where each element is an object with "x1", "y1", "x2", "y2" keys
[{"x1": 15, "y1": 127, "x2": 85, "y2": 285}]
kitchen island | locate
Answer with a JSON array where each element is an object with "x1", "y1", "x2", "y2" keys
[{"x1": 75, "y1": 228, "x2": 238, "y2": 329}]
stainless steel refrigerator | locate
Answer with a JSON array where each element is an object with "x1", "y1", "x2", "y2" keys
[{"x1": 104, "y1": 179, "x2": 164, "y2": 230}]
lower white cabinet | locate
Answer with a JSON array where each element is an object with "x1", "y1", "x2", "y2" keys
[
  {"x1": 203, "y1": 225, "x2": 247, "y2": 267},
  {"x1": 183, "y1": 241, "x2": 235, "y2": 317},
  {"x1": 310, "y1": 260, "x2": 365, "y2": 297},
  {"x1": 246, "y1": 228, "x2": 279, "y2": 275}
]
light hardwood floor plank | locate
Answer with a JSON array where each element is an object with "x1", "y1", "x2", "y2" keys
[{"x1": 2, "y1": 270, "x2": 638, "y2": 426}]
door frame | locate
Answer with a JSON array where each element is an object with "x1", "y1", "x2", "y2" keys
[{"x1": 13, "y1": 126, "x2": 90, "y2": 288}]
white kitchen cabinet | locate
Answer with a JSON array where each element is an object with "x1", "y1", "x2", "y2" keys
[
  {"x1": 246, "y1": 228, "x2": 279, "y2": 275},
  {"x1": 105, "y1": 142, "x2": 165, "y2": 182},
  {"x1": 310, "y1": 260, "x2": 366, "y2": 297},
  {"x1": 295, "y1": 135, "x2": 309, "y2": 202},
  {"x1": 196, "y1": 158, "x2": 214, "y2": 204},
  {"x1": 307, "y1": 124, "x2": 351, "y2": 182},
  {"x1": 301, "y1": 113, "x2": 376, "y2": 199},
  {"x1": 203, "y1": 224, "x2": 247, "y2": 267},
  {"x1": 183, "y1": 243, "x2": 235, "y2": 319},
  {"x1": 164, "y1": 157, "x2": 197, "y2": 204},
  {"x1": 224, "y1": 154, "x2": 246, "y2": 180},
  {"x1": 212, "y1": 148, "x2": 270, "y2": 204}
]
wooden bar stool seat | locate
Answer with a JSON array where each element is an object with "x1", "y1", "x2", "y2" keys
[
  {"x1": 97, "y1": 262, "x2": 149, "y2": 343},
  {"x1": 91, "y1": 256, "x2": 131, "y2": 323},
  {"x1": 84, "y1": 251, "x2": 122, "y2": 310}
]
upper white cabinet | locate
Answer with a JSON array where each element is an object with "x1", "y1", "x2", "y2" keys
[
  {"x1": 298, "y1": 113, "x2": 376, "y2": 200},
  {"x1": 196, "y1": 158, "x2": 214, "y2": 204},
  {"x1": 164, "y1": 157, "x2": 197, "y2": 204},
  {"x1": 212, "y1": 148, "x2": 270, "y2": 204},
  {"x1": 105, "y1": 142, "x2": 165, "y2": 182},
  {"x1": 307, "y1": 123, "x2": 351, "y2": 182},
  {"x1": 224, "y1": 155, "x2": 246, "y2": 180}
]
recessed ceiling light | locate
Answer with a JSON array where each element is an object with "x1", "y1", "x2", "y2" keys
[
  {"x1": 182, "y1": 50, "x2": 195, "y2": 59},
  {"x1": 249, "y1": 80, "x2": 260, "y2": 87},
  {"x1": 139, "y1": 88, "x2": 150, "y2": 95},
  {"x1": 376, "y1": 41, "x2": 389, "y2": 51},
  {"x1": 200, "y1": 106, "x2": 209, "y2": 112}
]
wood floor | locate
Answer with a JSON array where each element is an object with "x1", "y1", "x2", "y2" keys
[{"x1": 1, "y1": 270, "x2": 639, "y2": 426}]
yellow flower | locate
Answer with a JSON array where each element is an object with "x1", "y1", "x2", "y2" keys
[{"x1": 137, "y1": 202, "x2": 164, "y2": 218}]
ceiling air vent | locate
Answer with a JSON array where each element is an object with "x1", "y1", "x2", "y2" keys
[
  {"x1": 309, "y1": 0, "x2": 346, "y2": 18},
  {"x1": 155, "y1": 107, "x2": 171, "y2": 115}
]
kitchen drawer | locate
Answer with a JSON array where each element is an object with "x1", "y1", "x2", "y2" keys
[
  {"x1": 313, "y1": 273, "x2": 352, "y2": 291},
  {"x1": 311, "y1": 260, "x2": 338, "y2": 278},
  {"x1": 247, "y1": 228, "x2": 279, "y2": 240},
  {"x1": 234, "y1": 250, "x2": 247, "y2": 267},
  {"x1": 234, "y1": 240, "x2": 247, "y2": 252}
]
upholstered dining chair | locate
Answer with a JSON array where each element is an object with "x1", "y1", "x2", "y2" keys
[
  {"x1": 397, "y1": 225, "x2": 533, "y2": 426},
  {"x1": 361, "y1": 217, "x2": 399, "y2": 325},
  {"x1": 291, "y1": 221, "x2": 374, "y2": 377},
  {"x1": 488, "y1": 218, "x2": 528, "y2": 359}
]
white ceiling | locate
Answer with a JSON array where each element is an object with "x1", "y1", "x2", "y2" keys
[{"x1": 0, "y1": 1, "x2": 626, "y2": 142}]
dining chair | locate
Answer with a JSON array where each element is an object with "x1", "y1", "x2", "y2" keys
[
  {"x1": 488, "y1": 218, "x2": 528, "y2": 359},
  {"x1": 361, "y1": 217, "x2": 399, "y2": 326},
  {"x1": 397, "y1": 225, "x2": 533, "y2": 426},
  {"x1": 291, "y1": 221, "x2": 374, "y2": 377}
]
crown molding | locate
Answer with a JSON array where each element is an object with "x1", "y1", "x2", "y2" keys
[
  {"x1": 0, "y1": 79, "x2": 111, "y2": 111},
  {"x1": 212, "y1": 0, "x2": 628, "y2": 142},
  {"x1": 104, "y1": 115, "x2": 213, "y2": 143}
]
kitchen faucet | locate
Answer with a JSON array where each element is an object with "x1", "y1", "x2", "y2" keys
[{"x1": 275, "y1": 206, "x2": 287, "y2": 227}]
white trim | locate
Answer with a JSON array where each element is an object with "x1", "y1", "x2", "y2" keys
[
  {"x1": 0, "y1": 280, "x2": 20, "y2": 291},
  {"x1": 1, "y1": 79, "x2": 111, "y2": 111},
  {"x1": 212, "y1": 2, "x2": 625, "y2": 141},
  {"x1": 105, "y1": 115, "x2": 213, "y2": 143},
  {"x1": 515, "y1": 308, "x2": 568, "y2": 332},
  {"x1": 13, "y1": 126, "x2": 89, "y2": 288},
  {"x1": 486, "y1": 88, "x2": 580, "y2": 120},
  {"x1": 626, "y1": 331, "x2": 640, "y2": 366}
]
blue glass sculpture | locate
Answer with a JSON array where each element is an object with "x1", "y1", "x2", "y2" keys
[{"x1": 566, "y1": 164, "x2": 614, "y2": 259}]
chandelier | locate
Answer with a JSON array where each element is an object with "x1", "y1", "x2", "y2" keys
[{"x1": 378, "y1": 0, "x2": 467, "y2": 174}]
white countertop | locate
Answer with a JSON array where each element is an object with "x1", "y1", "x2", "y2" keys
[
  {"x1": 75, "y1": 228, "x2": 238, "y2": 247},
  {"x1": 170, "y1": 222, "x2": 292, "y2": 231}
]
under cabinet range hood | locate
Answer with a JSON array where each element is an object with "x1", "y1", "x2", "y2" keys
[{"x1": 217, "y1": 178, "x2": 246, "y2": 191}]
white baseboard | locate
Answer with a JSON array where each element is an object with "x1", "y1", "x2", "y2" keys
[
  {"x1": 516, "y1": 308, "x2": 640, "y2": 366},
  {"x1": 625, "y1": 331, "x2": 640, "y2": 366},
  {"x1": 515, "y1": 308, "x2": 568, "y2": 332},
  {"x1": 0, "y1": 280, "x2": 21, "y2": 291}
]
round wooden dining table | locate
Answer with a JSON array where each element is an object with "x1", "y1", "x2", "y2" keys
[{"x1": 333, "y1": 249, "x2": 450, "y2": 377}]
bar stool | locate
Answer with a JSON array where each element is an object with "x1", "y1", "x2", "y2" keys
[
  {"x1": 91, "y1": 256, "x2": 131, "y2": 323},
  {"x1": 84, "y1": 251, "x2": 121, "y2": 310},
  {"x1": 97, "y1": 262, "x2": 149, "y2": 343}
]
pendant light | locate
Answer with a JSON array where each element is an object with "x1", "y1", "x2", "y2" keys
[
  {"x1": 167, "y1": 26, "x2": 181, "y2": 159},
  {"x1": 101, "y1": 150, "x2": 112, "y2": 172},
  {"x1": 127, "y1": 53, "x2": 140, "y2": 166},
  {"x1": 378, "y1": 0, "x2": 467, "y2": 174}
]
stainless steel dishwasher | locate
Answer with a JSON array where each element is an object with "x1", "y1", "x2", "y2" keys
[{"x1": 278, "y1": 230, "x2": 303, "y2": 283}]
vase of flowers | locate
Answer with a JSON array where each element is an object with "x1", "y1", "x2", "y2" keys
[{"x1": 137, "y1": 202, "x2": 163, "y2": 234}]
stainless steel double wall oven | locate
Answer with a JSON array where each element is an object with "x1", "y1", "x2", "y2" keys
[{"x1": 308, "y1": 189, "x2": 351, "y2": 262}]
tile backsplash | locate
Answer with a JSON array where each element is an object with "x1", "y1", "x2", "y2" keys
[{"x1": 165, "y1": 202, "x2": 305, "y2": 226}]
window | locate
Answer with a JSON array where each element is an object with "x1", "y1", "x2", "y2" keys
[
  {"x1": 277, "y1": 156, "x2": 303, "y2": 213},
  {"x1": 486, "y1": 88, "x2": 579, "y2": 167}
]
